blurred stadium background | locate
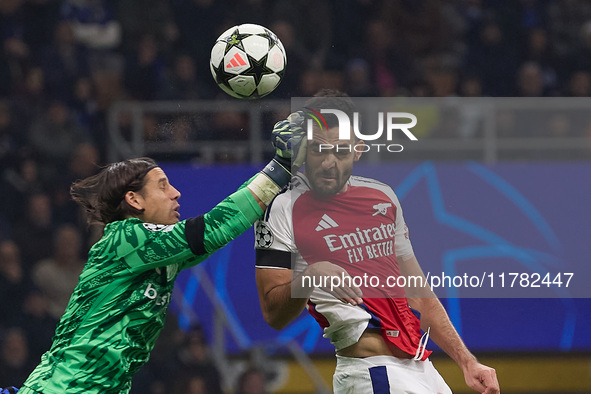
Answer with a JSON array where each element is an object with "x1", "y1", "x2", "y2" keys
[{"x1": 1, "y1": 0, "x2": 590, "y2": 393}]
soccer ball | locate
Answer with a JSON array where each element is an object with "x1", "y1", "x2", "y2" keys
[{"x1": 210, "y1": 24, "x2": 287, "y2": 99}]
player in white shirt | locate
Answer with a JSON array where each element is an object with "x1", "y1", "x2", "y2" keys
[{"x1": 254, "y1": 90, "x2": 500, "y2": 394}]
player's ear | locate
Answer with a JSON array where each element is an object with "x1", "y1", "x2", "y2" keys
[
  {"x1": 125, "y1": 191, "x2": 144, "y2": 211},
  {"x1": 353, "y1": 140, "x2": 365, "y2": 161}
]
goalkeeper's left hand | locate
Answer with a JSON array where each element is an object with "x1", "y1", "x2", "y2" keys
[
  {"x1": 272, "y1": 111, "x2": 307, "y2": 172},
  {"x1": 248, "y1": 111, "x2": 308, "y2": 207},
  {"x1": 0, "y1": 387, "x2": 19, "y2": 394}
]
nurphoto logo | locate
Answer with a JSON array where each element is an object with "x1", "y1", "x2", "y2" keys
[{"x1": 304, "y1": 107, "x2": 418, "y2": 153}]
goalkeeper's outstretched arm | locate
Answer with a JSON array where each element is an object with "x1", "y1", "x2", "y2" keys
[{"x1": 185, "y1": 115, "x2": 306, "y2": 261}]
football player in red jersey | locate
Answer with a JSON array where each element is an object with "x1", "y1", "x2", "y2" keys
[{"x1": 254, "y1": 90, "x2": 500, "y2": 394}]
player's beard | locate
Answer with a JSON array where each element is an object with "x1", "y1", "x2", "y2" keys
[{"x1": 307, "y1": 166, "x2": 352, "y2": 197}]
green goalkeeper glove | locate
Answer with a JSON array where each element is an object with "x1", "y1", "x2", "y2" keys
[
  {"x1": 271, "y1": 111, "x2": 307, "y2": 171},
  {"x1": 248, "y1": 112, "x2": 307, "y2": 206}
]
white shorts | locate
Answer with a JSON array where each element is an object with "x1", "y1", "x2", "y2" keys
[{"x1": 333, "y1": 355, "x2": 452, "y2": 394}]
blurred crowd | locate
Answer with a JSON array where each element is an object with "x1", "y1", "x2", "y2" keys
[
  {"x1": 2, "y1": 0, "x2": 591, "y2": 391},
  {"x1": 2, "y1": 0, "x2": 591, "y2": 163}
]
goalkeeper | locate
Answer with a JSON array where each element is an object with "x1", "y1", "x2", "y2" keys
[{"x1": 16, "y1": 123, "x2": 301, "y2": 394}]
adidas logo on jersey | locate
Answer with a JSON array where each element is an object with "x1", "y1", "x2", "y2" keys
[{"x1": 315, "y1": 214, "x2": 339, "y2": 231}]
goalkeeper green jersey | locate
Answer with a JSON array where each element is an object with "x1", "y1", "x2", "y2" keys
[{"x1": 21, "y1": 186, "x2": 262, "y2": 394}]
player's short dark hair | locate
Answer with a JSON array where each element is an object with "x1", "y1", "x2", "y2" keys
[
  {"x1": 70, "y1": 157, "x2": 158, "y2": 225},
  {"x1": 304, "y1": 89, "x2": 357, "y2": 130}
]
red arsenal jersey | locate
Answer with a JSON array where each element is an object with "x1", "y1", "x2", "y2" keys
[{"x1": 255, "y1": 173, "x2": 431, "y2": 360}]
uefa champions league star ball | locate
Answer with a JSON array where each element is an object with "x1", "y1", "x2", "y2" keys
[{"x1": 210, "y1": 23, "x2": 287, "y2": 99}]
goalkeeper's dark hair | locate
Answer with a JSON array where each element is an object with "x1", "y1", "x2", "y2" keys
[
  {"x1": 70, "y1": 157, "x2": 158, "y2": 225},
  {"x1": 304, "y1": 89, "x2": 357, "y2": 129}
]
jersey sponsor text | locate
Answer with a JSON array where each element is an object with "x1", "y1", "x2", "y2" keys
[
  {"x1": 143, "y1": 283, "x2": 171, "y2": 307},
  {"x1": 322, "y1": 223, "x2": 396, "y2": 264}
]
